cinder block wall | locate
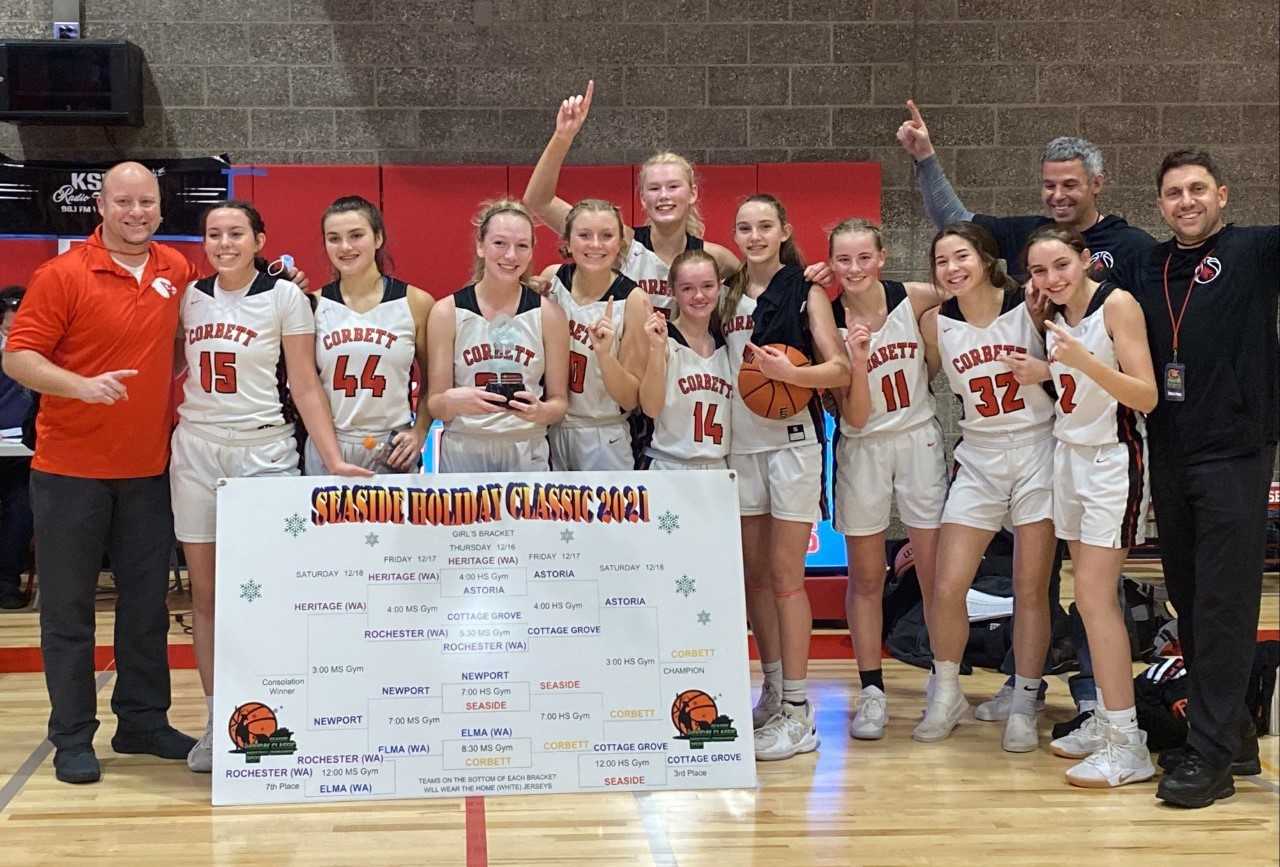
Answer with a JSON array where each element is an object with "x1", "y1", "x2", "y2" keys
[{"x1": 3, "y1": 1, "x2": 1278, "y2": 484}]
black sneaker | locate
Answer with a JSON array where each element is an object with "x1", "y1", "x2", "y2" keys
[
  {"x1": 1156, "y1": 748, "x2": 1235, "y2": 808},
  {"x1": 111, "y1": 724, "x2": 198, "y2": 760},
  {"x1": 53, "y1": 748, "x2": 101, "y2": 784}
]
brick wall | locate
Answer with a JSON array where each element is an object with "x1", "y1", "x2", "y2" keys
[
  {"x1": 1, "y1": 1, "x2": 1276, "y2": 277},
  {"x1": 2, "y1": 1, "x2": 1278, "y2": 483}
]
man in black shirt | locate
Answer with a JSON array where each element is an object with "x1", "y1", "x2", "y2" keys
[
  {"x1": 1111, "y1": 150, "x2": 1278, "y2": 808},
  {"x1": 896, "y1": 100, "x2": 1155, "y2": 282}
]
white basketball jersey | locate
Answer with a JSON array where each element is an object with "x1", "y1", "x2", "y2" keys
[
  {"x1": 447, "y1": 284, "x2": 546, "y2": 438},
  {"x1": 619, "y1": 227, "x2": 705, "y2": 312},
  {"x1": 938, "y1": 291, "x2": 1054, "y2": 438},
  {"x1": 178, "y1": 274, "x2": 314, "y2": 431},
  {"x1": 548, "y1": 264, "x2": 635, "y2": 426},
  {"x1": 723, "y1": 282, "x2": 820, "y2": 455},
  {"x1": 313, "y1": 277, "x2": 416, "y2": 436},
  {"x1": 836, "y1": 281, "x2": 936, "y2": 438},
  {"x1": 648, "y1": 324, "x2": 733, "y2": 462},
  {"x1": 1048, "y1": 283, "x2": 1146, "y2": 446}
]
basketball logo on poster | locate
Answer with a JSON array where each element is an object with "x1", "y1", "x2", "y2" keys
[
  {"x1": 670, "y1": 689, "x2": 739, "y2": 750},
  {"x1": 228, "y1": 702, "x2": 299, "y2": 764}
]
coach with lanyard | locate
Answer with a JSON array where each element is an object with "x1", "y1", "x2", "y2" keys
[{"x1": 1109, "y1": 150, "x2": 1277, "y2": 809}]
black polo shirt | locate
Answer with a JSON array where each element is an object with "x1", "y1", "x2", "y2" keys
[{"x1": 1110, "y1": 223, "x2": 1279, "y2": 464}]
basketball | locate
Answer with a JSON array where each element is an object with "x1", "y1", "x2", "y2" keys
[
  {"x1": 738, "y1": 343, "x2": 813, "y2": 420},
  {"x1": 671, "y1": 689, "x2": 720, "y2": 735},
  {"x1": 228, "y1": 702, "x2": 278, "y2": 749}
]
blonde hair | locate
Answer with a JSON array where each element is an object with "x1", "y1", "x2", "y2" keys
[
  {"x1": 717, "y1": 194, "x2": 804, "y2": 328},
  {"x1": 828, "y1": 217, "x2": 883, "y2": 256},
  {"x1": 667, "y1": 248, "x2": 720, "y2": 326},
  {"x1": 471, "y1": 198, "x2": 535, "y2": 284},
  {"x1": 638, "y1": 152, "x2": 705, "y2": 237},
  {"x1": 560, "y1": 198, "x2": 626, "y2": 263}
]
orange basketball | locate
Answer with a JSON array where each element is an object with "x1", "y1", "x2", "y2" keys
[
  {"x1": 738, "y1": 343, "x2": 814, "y2": 420},
  {"x1": 228, "y1": 702, "x2": 278, "y2": 749},
  {"x1": 671, "y1": 689, "x2": 720, "y2": 735}
]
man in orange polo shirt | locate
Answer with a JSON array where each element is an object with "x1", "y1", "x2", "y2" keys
[{"x1": 3, "y1": 162, "x2": 198, "y2": 783}]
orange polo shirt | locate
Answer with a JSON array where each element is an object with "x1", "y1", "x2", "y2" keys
[{"x1": 6, "y1": 228, "x2": 195, "y2": 478}]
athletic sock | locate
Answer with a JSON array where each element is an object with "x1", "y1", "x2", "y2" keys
[
  {"x1": 205, "y1": 694, "x2": 213, "y2": 717},
  {"x1": 859, "y1": 669, "x2": 884, "y2": 692},
  {"x1": 1101, "y1": 705, "x2": 1139, "y2": 734},
  {"x1": 1011, "y1": 675, "x2": 1041, "y2": 716},
  {"x1": 932, "y1": 660, "x2": 960, "y2": 691},
  {"x1": 782, "y1": 678, "x2": 807, "y2": 706},
  {"x1": 761, "y1": 659, "x2": 782, "y2": 693},
  {"x1": 1094, "y1": 686, "x2": 1105, "y2": 712}
]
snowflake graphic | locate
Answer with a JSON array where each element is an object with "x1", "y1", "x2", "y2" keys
[
  {"x1": 283, "y1": 513, "x2": 307, "y2": 538},
  {"x1": 239, "y1": 579, "x2": 262, "y2": 603},
  {"x1": 675, "y1": 575, "x2": 696, "y2": 598},
  {"x1": 696, "y1": 610, "x2": 711, "y2": 626},
  {"x1": 560, "y1": 528, "x2": 575, "y2": 544},
  {"x1": 365, "y1": 532, "x2": 380, "y2": 547},
  {"x1": 657, "y1": 510, "x2": 679, "y2": 534}
]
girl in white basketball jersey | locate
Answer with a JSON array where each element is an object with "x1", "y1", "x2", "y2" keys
[
  {"x1": 827, "y1": 219, "x2": 948, "y2": 740},
  {"x1": 720, "y1": 195, "x2": 849, "y2": 761},
  {"x1": 308, "y1": 196, "x2": 434, "y2": 474},
  {"x1": 425, "y1": 200, "x2": 570, "y2": 472},
  {"x1": 538, "y1": 199, "x2": 650, "y2": 470},
  {"x1": 1019, "y1": 225, "x2": 1158, "y2": 788},
  {"x1": 914, "y1": 222, "x2": 1057, "y2": 753},
  {"x1": 523, "y1": 80, "x2": 740, "y2": 308},
  {"x1": 639, "y1": 249, "x2": 733, "y2": 469},
  {"x1": 173, "y1": 201, "x2": 371, "y2": 773}
]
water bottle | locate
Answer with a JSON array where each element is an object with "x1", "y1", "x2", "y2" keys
[
  {"x1": 362, "y1": 432, "x2": 398, "y2": 473},
  {"x1": 487, "y1": 315, "x2": 525, "y2": 405}
]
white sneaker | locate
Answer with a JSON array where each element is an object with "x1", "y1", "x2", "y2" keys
[
  {"x1": 755, "y1": 700, "x2": 820, "y2": 761},
  {"x1": 975, "y1": 683, "x2": 1047, "y2": 721},
  {"x1": 1050, "y1": 711, "x2": 1106, "y2": 759},
  {"x1": 187, "y1": 718, "x2": 213, "y2": 773},
  {"x1": 849, "y1": 686, "x2": 887, "y2": 740},
  {"x1": 912, "y1": 686, "x2": 969, "y2": 743},
  {"x1": 1066, "y1": 726, "x2": 1156, "y2": 788},
  {"x1": 1002, "y1": 711, "x2": 1039, "y2": 753},
  {"x1": 752, "y1": 677, "x2": 782, "y2": 731}
]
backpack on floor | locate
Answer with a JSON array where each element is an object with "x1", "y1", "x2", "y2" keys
[{"x1": 1134, "y1": 656, "x2": 1190, "y2": 751}]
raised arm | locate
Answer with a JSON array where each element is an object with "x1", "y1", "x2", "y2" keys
[
  {"x1": 895, "y1": 100, "x2": 975, "y2": 230},
  {"x1": 637, "y1": 312, "x2": 669, "y2": 419},
  {"x1": 523, "y1": 80, "x2": 594, "y2": 237}
]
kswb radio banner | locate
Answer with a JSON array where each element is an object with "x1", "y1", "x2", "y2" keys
[
  {"x1": 0, "y1": 155, "x2": 230, "y2": 237},
  {"x1": 212, "y1": 471, "x2": 755, "y2": 806}
]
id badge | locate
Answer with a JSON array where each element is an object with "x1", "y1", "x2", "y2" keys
[{"x1": 1164, "y1": 362, "x2": 1186, "y2": 402}]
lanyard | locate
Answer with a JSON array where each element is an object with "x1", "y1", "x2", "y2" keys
[{"x1": 1161, "y1": 248, "x2": 1214, "y2": 362}]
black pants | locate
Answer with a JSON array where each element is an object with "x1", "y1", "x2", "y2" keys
[
  {"x1": 1150, "y1": 446, "x2": 1276, "y2": 768},
  {"x1": 30, "y1": 470, "x2": 176, "y2": 751},
  {"x1": 0, "y1": 456, "x2": 32, "y2": 596}
]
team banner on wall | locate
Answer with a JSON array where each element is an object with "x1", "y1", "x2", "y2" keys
[
  {"x1": 0, "y1": 155, "x2": 231, "y2": 237},
  {"x1": 212, "y1": 471, "x2": 755, "y2": 806}
]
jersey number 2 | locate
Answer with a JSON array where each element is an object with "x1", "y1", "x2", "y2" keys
[
  {"x1": 968, "y1": 372, "x2": 1024, "y2": 418},
  {"x1": 693, "y1": 401, "x2": 723, "y2": 445},
  {"x1": 1057, "y1": 373, "x2": 1078, "y2": 414},
  {"x1": 334, "y1": 355, "x2": 386, "y2": 397},
  {"x1": 198, "y1": 351, "x2": 236, "y2": 394}
]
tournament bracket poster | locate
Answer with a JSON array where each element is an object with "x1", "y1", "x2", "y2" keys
[{"x1": 212, "y1": 472, "x2": 756, "y2": 806}]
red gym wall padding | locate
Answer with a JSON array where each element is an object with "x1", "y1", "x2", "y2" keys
[{"x1": 0, "y1": 162, "x2": 881, "y2": 292}]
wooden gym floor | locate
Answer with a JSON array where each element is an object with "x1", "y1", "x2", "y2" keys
[{"x1": 0, "y1": 569, "x2": 1276, "y2": 866}]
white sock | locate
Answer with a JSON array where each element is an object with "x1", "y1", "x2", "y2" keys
[
  {"x1": 205, "y1": 694, "x2": 213, "y2": 727},
  {"x1": 1094, "y1": 686, "x2": 1105, "y2": 712},
  {"x1": 1101, "y1": 705, "x2": 1139, "y2": 734},
  {"x1": 932, "y1": 660, "x2": 960, "y2": 690},
  {"x1": 761, "y1": 659, "x2": 782, "y2": 691},
  {"x1": 1011, "y1": 675, "x2": 1041, "y2": 716},
  {"x1": 782, "y1": 678, "x2": 807, "y2": 705}
]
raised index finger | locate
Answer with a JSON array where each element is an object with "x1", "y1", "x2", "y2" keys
[
  {"x1": 582, "y1": 79, "x2": 594, "y2": 113},
  {"x1": 906, "y1": 99, "x2": 924, "y2": 126},
  {"x1": 605, "y1": 296, "x2": 614, "y2": 321}
]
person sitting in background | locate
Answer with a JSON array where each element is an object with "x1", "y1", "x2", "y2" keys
[{"x1": 0, "y1": 285, "x2": 33, "y2": 609}]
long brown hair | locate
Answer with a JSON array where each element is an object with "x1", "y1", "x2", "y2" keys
[
  {"x1": 667, "y1": 247, "x2": 720, "y2": 327},
  {"x1": 201, "y1": 200, "x2": 269, "y2": 274},
  {"x1": 322, "y1": 195, "x2": 392, "y2": 277},
  {"x1": 928, "y1": 221, "x2": 1016, "y2": 293},
  {"x1": 717, "y1": 194, "x2": 804, "y2": 327}
]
